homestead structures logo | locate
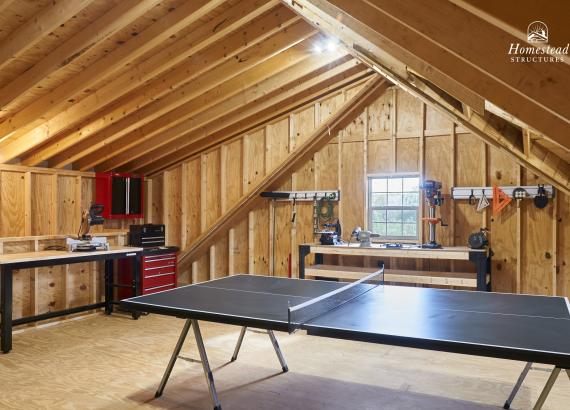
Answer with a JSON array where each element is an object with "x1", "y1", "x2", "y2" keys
[
  {"x1": 527, "y1": 21, "x2": 548, "y2": 43},
  {"x1": 508, "y1": 21, "x2": 568, "y2": 63}
]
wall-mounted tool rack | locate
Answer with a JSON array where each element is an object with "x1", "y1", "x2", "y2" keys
[
  {"x1": 451, "y1": 185, "x2": 555, "y2": 199},
  {"x1": 260, "y1": 190, "x2": 340, "y2": 201}
]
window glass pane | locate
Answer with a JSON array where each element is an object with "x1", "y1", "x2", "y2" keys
[
  {"x1": 387, "y1": 193, "x2": 402, "y2": 206},
  {"x1": 403, "y1": 192, "x2": 419, "y2": 206},
  {"x1": 373, "y1": 223, "x2": 387, "y2": 236},
  {"x1": 402, "y1": 209, "x2": 417, "y2": 223},
  {"x1": 371, "y1": 178, "x2": 387, "y2": 192},
  {"x1": 386, "y1": 223, "x2": 402, "y2": 237},
  {"x1": 387, "y1": 178, "x2": 402, "y2": 192},
  {"x1": 403, "y1": 177, "x2": 419, "y2": 192},
  {"x1": 403, "y1": 223, "x2": 417, "y2": 237},
  {"x1": 371, "y1": 210, "x2": 386, "y2": 223},
  {"x1": 371, "y1": 193, "x2": 387, "y2": 206},
  {"x1": 386, "y1": 209, "x2": 402, "y2": 222}
]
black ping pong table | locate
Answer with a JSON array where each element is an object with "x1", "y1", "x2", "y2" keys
[{"x1": 121, "y1": 273, "x2": 570, "y2": 410}]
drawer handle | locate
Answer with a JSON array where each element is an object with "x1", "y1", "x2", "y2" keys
[
  {"x1": 145, "y1": 272, "x2": 175, "y2": 279},
  {"x1": 145, "y1": 283, "x2": 175, "y2": 292},
  {"x1": 144, "y1": 264, "x2": 175, "y2": 271},
  {"x1": 143, "y1": 257, "x2": 176, "y2": 262}
]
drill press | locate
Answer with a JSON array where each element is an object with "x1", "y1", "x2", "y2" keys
[{"x1": 420, "y1": 180, "x2": 445, "y2": 249}]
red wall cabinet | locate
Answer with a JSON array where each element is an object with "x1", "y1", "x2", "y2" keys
[{"x1": 96, "y1": 172, "x2": 144, "y2": 219}]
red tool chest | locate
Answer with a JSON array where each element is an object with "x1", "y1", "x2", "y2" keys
[{"x1": 118, "y1": 248, "x2": 178, "y2": 298}]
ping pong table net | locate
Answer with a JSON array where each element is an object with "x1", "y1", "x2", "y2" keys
[{"x1": 287, "y1": 266, "x2": 384, "y2": 333}]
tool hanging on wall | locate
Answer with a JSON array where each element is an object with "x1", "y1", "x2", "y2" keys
[
  {"x1": 492, "y1": 185, "x2": 512, "y2": 216},
  {"x1": 420, "y1": 180, "x2": 446, "y2": 249},
  {"x1": 512, "y1": 187, "x2": 527, "y2": 208},
  {"x1": 468, "y1": 228, "x2": 489, "y2": 249},
  {"x1": 534, "y1": 184, "x2": 549, "y2": 209},
  {"x1": 476, "y1": 190, "x2": 490, "y2": 212},
  {"x1": 260, "y1": 190, "x2": 340, "y2": 226}
]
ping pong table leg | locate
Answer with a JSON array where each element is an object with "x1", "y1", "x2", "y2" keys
[
  {"x1": 532, "y1": 367, "x2": 561, "y2": 410},
  {"x1": 192, "y1": 319, "x2": 222, "y2": 410},
  {"x1": 267, "y1": 330, "x2": 288, "y2": 372},
  {"x1": 231, "y1": 326, "x2": 247, "y2": 362},
  {"x1": 155, "y1": 319, "x2": 192, "y2": 398},
  {"x1": 503, "y1": 362, "x2": 533, "y2": 409}
]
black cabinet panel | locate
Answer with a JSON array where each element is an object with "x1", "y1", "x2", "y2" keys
[
  {"x1": 129, "y1": 177, "x2": 142, "y2": 214},
  {"x1": 111, "y1": 176, "x2": 127, "y2": 215}
]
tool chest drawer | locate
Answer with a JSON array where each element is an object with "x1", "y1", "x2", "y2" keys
[{"x1": 118, "y1": 249, "x2": 178, "y2": 298}]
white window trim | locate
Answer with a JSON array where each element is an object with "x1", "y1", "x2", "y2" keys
[{"x1": 367, "y1": 173, "x2": 420, "y2": 242}]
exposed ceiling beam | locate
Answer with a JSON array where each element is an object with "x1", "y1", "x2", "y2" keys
[
  {"x1": 116, "y1": 54, "x2": 358, "y2": 173},
  {"x1": 0, "y1": 0, "x2": 162, "y2": 114},
  {"x1": 23, "y1": 4, "x2": 298, "y2": 167},
  {"x1": 353, "y1": 46, "x2": 570, "y2": 195},
  {"x1": 0, "y1": 0, "x2": 227, "y2": 161},
  {"x1": 145, "y1": 68, "x2": 372, "y2": 176},
  {"x1": 0, "y1": 0, "x2": 94, "y2": 72},
  {"x1": 177, "y1": 76, "x2": 389, "y2": 266},
  {"x1": 72, "y1": 31, "x2": 320, "y2": 171},
  {"x1": 137, "y1": 61, "x2": 368, "y2": 174},
  {"x1": 0, "y1": 0, "x2": 17, "y2": 15},
  {"x1": 282, "y1": 0, "x2": 486, "y2": 114},
  {"x1": 284, "y1": 0, "x2": 570, "y2": 152}
]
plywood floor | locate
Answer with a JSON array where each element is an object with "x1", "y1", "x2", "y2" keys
[{"x1": 0, "y1": 313, "x2": 568, "y2": 409}]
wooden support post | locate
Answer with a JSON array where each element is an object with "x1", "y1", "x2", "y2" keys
[{"x1": 24, "y1": 172, "x2": 32, "y2": 236}]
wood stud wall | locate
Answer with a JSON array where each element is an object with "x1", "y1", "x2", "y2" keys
[
  {"x1": 153, "y1": 84, "x2": 570, "y2": 298},
  {"x1": 0, "y1": 165, "x2": 136, "y2": 322}
]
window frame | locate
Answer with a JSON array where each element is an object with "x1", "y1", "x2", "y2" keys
[{"x1": 367, "y1": 173, "x2": 421, "y2": 242}]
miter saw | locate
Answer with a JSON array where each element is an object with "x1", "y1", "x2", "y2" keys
[{"x1": 66, "y1": 204, "x2": 109, "y2": 252}]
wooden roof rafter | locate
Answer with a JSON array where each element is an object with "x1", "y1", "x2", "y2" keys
[
  {"x1": 144, "y1": 67, "x2": 372, "y2": 176},
  {"x1": 110, "y1": 53, "x2": 359, "y2": 173},
  {"x1": 283, "y1": 0, "x2": 570, "y2": 152},
  {"x1": 0, "y1": 0, "x2": 228, "y2": 162},
  {"x1": 0, "y1": 0, "x2": 163, "y2": 114},
  {"x1": 22, "y1": 2, "x2": 297, "y2": 168}
]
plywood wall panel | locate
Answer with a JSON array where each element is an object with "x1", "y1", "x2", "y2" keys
[
  {"x1": 249, "y1": 207, "x2": 270, "y2": 274},
  {"x1": 425, "y1": 104, "x2": 453, "y2": 134},
  {"x1": 488, "y1": 147, "x2": 519, "y2": 293},
  {"x1": 396, "y1": 138, "x2": 419, "y2": 173},
  {"x1": 340, "y1": 141, "x2": 365, "y2": 233},
  {"x1": 229, "y1": 219, "x2": 248, "y2": 274},
  {"x1": 243, "y1": 129, "x2": 266, "y2": 193},
  {"x1": 367, "y1": 91, "x2": 391, "y2": 141},
  {"x1": 67, "y1": 262, "x2": 91, "y2": 309},
  {"x1": 31, "y1": 173, "x2": 55, "y2": 235},
  {"x1": 367, "y1": 139, "x2": 392, "y2": 174},
  {"x1": 521, "y1": 170, "x2": 555, "y2": 295},
  {"x1": 57, "y1": 176, "x2": 80, "y2": 235},
  {"x1": 396, "y1": 89, "x2": 422, "y2": 138},
  {"x1": 0, "y1": 171, "x2": 26, "y2": 237},
  {"x1": 164, "y1": 167, "x2": 182, "y2": 247},
  {"x1": 201, "y1": 150, "x2": 221, "y2": 230},
  {"x1": 273, "y1": 203, "x2": 292, "y2": 277},
  {"x1": 315, "y1": 143, "x2": 339, "y2": 190},
  {"x1": 266, "y1": 118, "x2": 289, "y2": 173},
  {"x1": 222, "y1": 139, "x2": 243, "y2": 210},
  {"x1": 184, "y1": 158, "x2": 201, "y2": 249},
  {"x1": 557, "y1": 194, "x2": 570, "y2": 297},
  {"x1": 151, "y1": 173, "x2": 164, "y2": 224},
  {"x1": 37, "y1": 265, "x2": 65, "y2": 315}
]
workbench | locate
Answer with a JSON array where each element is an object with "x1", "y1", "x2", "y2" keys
[
  {"x1": 299, "y1": 244, "x2": 490, "y2": 291},
  {"x1": 0, "y1": 246, "x2": 143, "y2": 353}
]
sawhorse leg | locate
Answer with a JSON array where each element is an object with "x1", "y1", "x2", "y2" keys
[
  {"x1": 155, "y1": 319, "x2": 221, "y2": 410},
  {"x1": 231, "y1": 326, "x2": 289, "y2": 372},
  {"x1": 504, "y1": 362, "x2": 570, "y2": 410}
]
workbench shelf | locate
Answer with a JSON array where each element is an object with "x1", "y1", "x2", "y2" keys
[{"x1": 299, "y1": 244, "x2": 491, "y2": 291}]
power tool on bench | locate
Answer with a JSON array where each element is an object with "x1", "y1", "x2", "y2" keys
[{"x1": 420, "y1": 180, "x2": 446, "y2": 249}]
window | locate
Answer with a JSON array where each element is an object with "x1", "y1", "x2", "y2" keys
[{"x1": 368, "y1": 175, "x2": 420, "y2": 240}]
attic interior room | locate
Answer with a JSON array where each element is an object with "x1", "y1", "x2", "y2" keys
[{"x1": 0, "y1": 0, "x2": 570, "y2": 409}]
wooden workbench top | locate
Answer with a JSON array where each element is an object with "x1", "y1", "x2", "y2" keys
[
  {"x1": 0, "y1": 246, "x2": 143, "y2": 265},
  {"x1": 303, "y1": 243, "x2": 485, "y2": 260}
]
